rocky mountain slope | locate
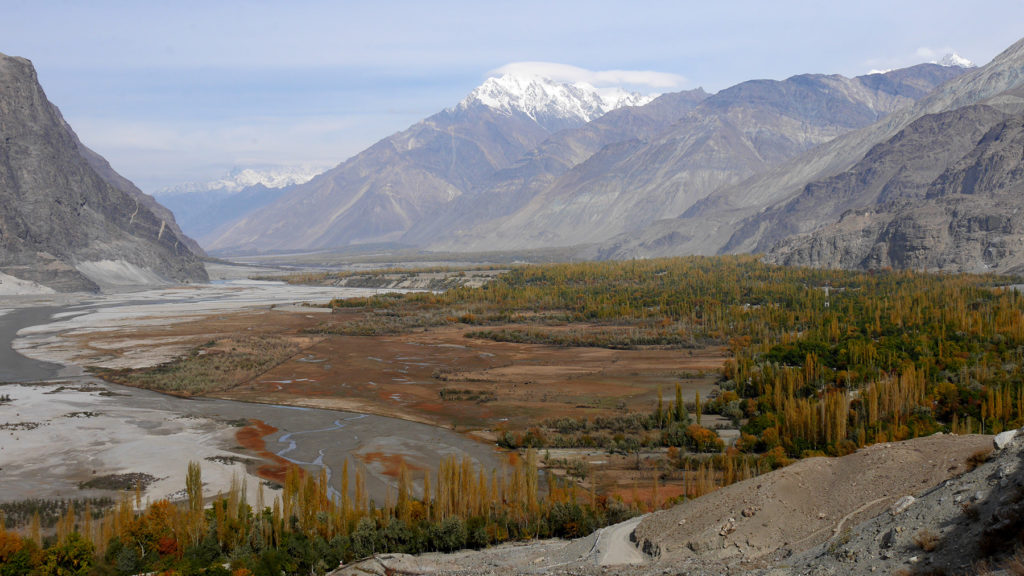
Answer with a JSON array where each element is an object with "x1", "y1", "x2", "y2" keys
[
  {"x1": 204, "y1": 61, "x2": 961, "y2": 257},
  {"x1": 329, "y1": 431, "x2": 1024, "y2": 576},
  {"x1": 400, "y1": 88, "x2": 710, "y2": 247},
  {"x1": 205, "y1": 75, "x2": 653, "y2": 254},
  {"x1": 0, "y1": 53, "x2": 207, "y2": 292},
  {"x1": 599, "y1": 39, "x2": 1023, "y2": 261},
  {"x1": 769, "y1": 105, "x2": 1024, "y2": 272},
  {"x1": 435, "y1": 64, "x2": 965, "y2": 252}
]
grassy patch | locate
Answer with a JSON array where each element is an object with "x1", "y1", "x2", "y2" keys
[
  {"x1": 439, "y1": 388, "x2": 497, "y2": 403},
  {"x1": 93, "y1": 335, "x2": 303, "y2": 396},
  {"x1": 0, "y1": 497, "x2": 114, "y2": 529},
  {"x1": 79, "y1": 472, "x2": 160, "y2": 491}
]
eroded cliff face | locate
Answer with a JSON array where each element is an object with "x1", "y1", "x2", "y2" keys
[
  {"x1": 0, "y1": 53, "x2": 207, "y2": 291},
  {"x1": 770, "y1": 113, "x2": 1024, "y2": 273}
]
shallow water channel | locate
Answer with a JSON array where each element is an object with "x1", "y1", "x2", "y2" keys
[{"x1": 0, "y1": 299, "x2": 499, "y2": 503}]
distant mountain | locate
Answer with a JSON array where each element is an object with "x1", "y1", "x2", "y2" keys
[
  {"x1": 598, "y1": 41, "x2": 1024, "y2": 260},
  {"x1": 460, "y1": 74, "x2": 654, "y2": 132},
  {"x1": 157, "y1": 166, "x2": 323, "y2": 244},
  {"x1": 937, "y1": 52, "x2": 976, "y2": 68},
  {"x1": 0, "y1": 53, "x2": 207, "y2": 292},
  {"x1": 429, "y1": 64, "x2": 967, "y2": 252},
  {"x1": 205, "y1": 74, "x2": 653, "y2": 254},
  {"x1": 401, "y1": 88, "x2": 710, "y2": 247},
  {"x1": 164, "y1": 165, "x2": 323, "y2": 195}
]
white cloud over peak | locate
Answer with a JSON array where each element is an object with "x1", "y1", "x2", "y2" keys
[
  {"x1": 915, "y1": 46, "x2": 950, "y2": 60},
  {"x1": 492, "y1": 62, "x2": 687, "y2": 90}
]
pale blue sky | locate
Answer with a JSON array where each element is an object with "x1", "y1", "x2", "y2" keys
[{"x1": 3, "y1": 0, "x2": 1023, "y2": 192}]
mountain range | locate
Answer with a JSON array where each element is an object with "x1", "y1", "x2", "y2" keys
[
  {"x1": 0, "y1": 52, "x2": 206, "y2": 292},
  {"x1": 156, "y1": 166, "x2": 324, "y2": 245},
  {"x1": 422, "y1": 63, "x2": 967, "y2": 252},
  {"x1": 8, "y1": 38, "x2": 1024, "y2": 288},
  {"x1": 205, "y1": 75, "x2": 655, "y2": 253},
  {"x1": 597, "y1": 42, "x2": 1024, "y2": 266},
  {"x1": 202, "y1": 50, "x2": 1007, "y2": 273}
]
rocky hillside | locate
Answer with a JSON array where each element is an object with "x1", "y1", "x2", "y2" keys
[
  {"x1": 328, "y1": 430, "x2": 1024, "y2": 576},
  {"x1": 424, "y1": 65, "x2": 965, "y2": 252},
  {"x1": 600, "y1": 39, "x2": 1024, "y2": 261},
  {"x1": 0, "y1": 53, "x2": 207, "y2": 292},
  {"x1": 205, "y1": 75, "x2": 653, "y2": 254},
  {"x1": 770, "y1": 107, "x2": 1024, "y2": 272}
]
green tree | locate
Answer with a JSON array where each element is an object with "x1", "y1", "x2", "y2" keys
[
  {"x1": 187, "y1": 461, "x2": 203, "y2": 513},
  {"x1": 674, "y1": 383, "x2": 688, "y2": 423},
  {"x1": 428, "y1": 517, "x2": 467, "y2": 552},
  {"x1": 42, "y1": 532, "x2": 93, "y2": 576}
]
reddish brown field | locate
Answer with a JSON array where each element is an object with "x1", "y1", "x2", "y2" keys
[
  {"x1": 216, "y1": 312, "x2": 725, "y2": 432},
  {"x1": 235, "y1": 419, "x2": 295, "y2": 485},
  {"x1": 81, "y1": 307, "x2": 726, "y2": 434}
]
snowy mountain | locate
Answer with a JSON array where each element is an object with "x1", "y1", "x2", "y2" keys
[
  {"x1": 160, "y1": 165, "x2": 325, "y2": 196},
  {"x1": 158, "y1": 166, "x2": 328, "y2": 244},
  {"x1": 457, "y1": 74, "x2": 655, "y2": 132},
  {"x1": 938, "y1": 52, "x2": 976, "y2": 68},
  {"x1": 205, "y1": 73, "x2": 654, "y2": 253}
]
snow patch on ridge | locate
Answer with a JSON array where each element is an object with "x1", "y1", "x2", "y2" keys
[
  {"x1": 457, "y1": 74, "x2": 655, "y2": 127},
  {"x1": 937, "y1": 52, "x2": 975, "y2": 68}
]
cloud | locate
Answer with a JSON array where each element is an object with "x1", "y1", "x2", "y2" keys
[
  {"x1": 70, "y1": 113, "x2": 413, "y2": 192},
  {"x1": 863, "y1": 45, "x2": 971, "y2": 76},
  {"x1": 915, "y1": 46, "x2": 959, "y2": 62},
  {"x1": 492, "y1": 62, "x2": 687, "y2": 90}
]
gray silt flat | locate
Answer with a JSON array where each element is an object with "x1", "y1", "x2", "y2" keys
[{"x1": 0, "y1": 306, "x2": 64, "y2": 382}]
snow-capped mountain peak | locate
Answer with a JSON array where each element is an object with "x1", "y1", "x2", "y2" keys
[
  {"x1": 457, "y1": 73, "x2": 655, "y2": 131},
  {"x1": 159, "y1": 165, "x2": 327, "y2": 196},
  {"x1": 937, "y1": 52, "x2": 975, "y2": 68}
]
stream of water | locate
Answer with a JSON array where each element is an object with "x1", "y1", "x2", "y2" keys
[{"x1": 0, "y1": 296, "x2": 497, "y2": 502}]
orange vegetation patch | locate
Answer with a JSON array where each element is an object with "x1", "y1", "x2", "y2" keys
[
  {"x1": 235, "y1": 419, "x2": 298, "y2": 485},
  {"x1": 610, "y1": 482, "x2": 689, "y2": 510},
  {"x1": 357, "y1": 452, "x2": 426, "y2": 478},
  {"x1": 218, "y1": 315, "x2": 727, "y2": 432},
  {"x1": 95, "y1": 306, "x2": 727, "y2": 434}
]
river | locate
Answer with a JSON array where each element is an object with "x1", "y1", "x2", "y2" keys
[{"x1": 0, "y1": 290, "x2": 498, "y2": 504}]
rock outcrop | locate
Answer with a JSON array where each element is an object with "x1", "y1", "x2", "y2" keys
[
  {"x1": 327, "y1": 431, "x2": 1022, "y2": 576},
  {"x1": 599, "y1": 38, "x2": 1024, "y2": 261},
  {"x1": 770, "y1": 110, "x2": 1024, "y2": 273},
  {"x1": 0, "y1": 53, "x2": 207, "y2": 291},
  {"x1": 427, "y1": 65, "x2": 965, "y2": 253}
]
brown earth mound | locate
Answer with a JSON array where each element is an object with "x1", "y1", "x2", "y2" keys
[
  {"x1": 330, "y1": 433, "x2": 997, "y2": 576},
  {"x1": 632, "y1": 433, "x2": 994, "y2": 566}
]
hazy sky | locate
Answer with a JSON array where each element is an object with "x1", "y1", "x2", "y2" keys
[{"x1": 3, "y1": 0, "x2": 1024, "y2": 192}]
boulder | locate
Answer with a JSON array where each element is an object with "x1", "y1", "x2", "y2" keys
[{"x1": 994, "y1": 429, "x2": 1019, "y2": 450}]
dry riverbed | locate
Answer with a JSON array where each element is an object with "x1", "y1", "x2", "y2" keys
[{"x1": 0, "y1": 276, "x2": 499, "y2": 507}]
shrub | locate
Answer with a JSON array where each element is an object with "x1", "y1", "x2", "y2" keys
[
  {"x1": 428, "y1": 517, "x2": 467, "y2": 552},
  {"x1": 913, "y1": 528, "x2": 940, "y2": 552}
]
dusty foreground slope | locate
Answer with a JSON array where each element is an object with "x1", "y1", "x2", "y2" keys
[{"x1": 331, "y1": 432, "x2": 1014, "y2": 575}]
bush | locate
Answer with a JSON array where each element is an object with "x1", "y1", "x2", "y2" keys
[
  {"x1": 548, "y1": 502, "x2": 591, "y2": 538},
  {"x1": 43, "y1": 533, "x2": 94, "y2": 576},
  {"x1": 685, "y1": 424, "x2": 724, "y2": 453},
  {"x1": 350, "y1": 517, "x2": 378, "y2": 559},
  {"x1": 428, "y1": 517, "x2": 467, "y2": 552},
  {"x1": 913, "y1": 528, "x2": 940, "y2": 552}
]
